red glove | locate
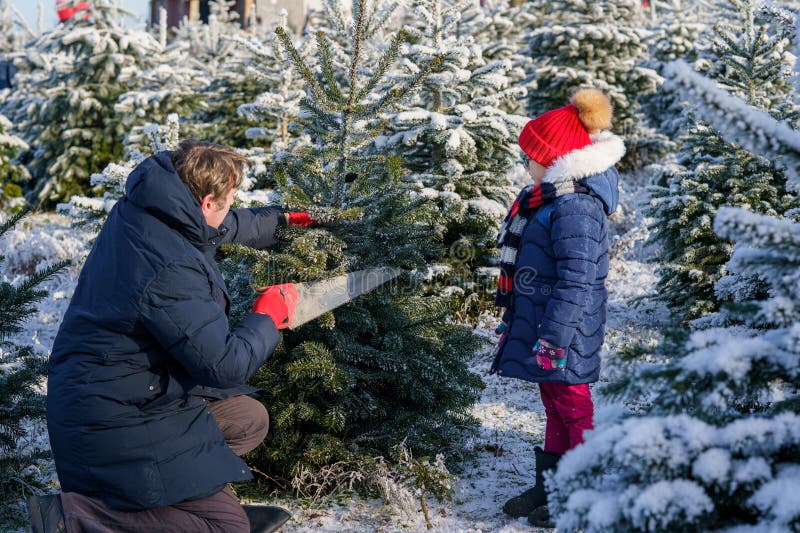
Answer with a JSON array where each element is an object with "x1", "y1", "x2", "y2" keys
[
  {"x1": 252, "y1": 283, "x2": 298, "y2": 330},
  {"x1": 287, "y1": 212, "x2": 316, "y2": 227}
]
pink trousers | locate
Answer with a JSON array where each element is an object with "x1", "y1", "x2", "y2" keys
[{"x1": 539, "y1": 382, "x2": 594, "y2": 455}]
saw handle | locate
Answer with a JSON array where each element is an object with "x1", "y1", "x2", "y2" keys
[{"x1": 253, "y1": 283, "x2": 298, "y2": 330}]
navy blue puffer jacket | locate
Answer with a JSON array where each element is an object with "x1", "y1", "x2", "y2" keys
[
  {"x1": 48, "y1": 152, "x2": 283, "y2": 511},
  {"x1": 491, "y1": 132, "x2": 624, "y2": 385}
]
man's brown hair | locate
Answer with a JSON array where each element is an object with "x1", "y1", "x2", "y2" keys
[{"x1": 172, "y1": 140, "x2": 248, "y2": 204}]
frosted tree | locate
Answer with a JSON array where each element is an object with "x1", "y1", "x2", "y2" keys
[
  {"x1": 235, "y1": 12, "x2": 309, "y2": 156},
  {"x1": 0, "y1": 209, "x2": 68, "y2": 527},
  {"x1": 525, "y1": 0, "x2": 664, "y2": 165},
  {"x1": 0, "y1": 0, "x2": 32, "y2": 53},
  {"x1": 697, "y1": 1, "x2": 798, "y2": 122},
  {"x1": 548, "y1": 207, "x2": 800, "y2": 532},
  {"x1": 663, "y1": 59, "x2": 800, "y2": 191},
  {"x1": 0, "y1": 114, "x2": 29, "y2": 211},
  {"x1": 1, "y1": 0, "x2": 160, "y2": 205},
  {"x1": 115, "y1": 4, "x2": 264, "y2": 153},
  {"x1": 646, "y1": 0, "x2": 800, "y2": 321},
  {"x1": 221, "y1": 0, "x2": 484, "y2": 491},
  {"x1": 457, "y1": 0, "x2": 535, "y2": 115},
  {"x1": 58, "y1": 114, "x2": 182, "y2": 232},
  {"x1": 644, "y1": 0, "x2": 707, "y2": 63},
  {"x1": 185, "y1": 0, "x2": 272, "y2": 147},
  {"x1": 114, "y1": 52, "x2": 207, "y2": 152},
  {"x1": 637, "y1": 0, "x2": 710, "y2": 138},
  {"x1": 377, "y1": 0, "x2": 526, "y2": 303}
]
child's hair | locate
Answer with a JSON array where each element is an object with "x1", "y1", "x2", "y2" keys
[{"x1": 570, "y1": 88, "x2": 613, "y2": 134}]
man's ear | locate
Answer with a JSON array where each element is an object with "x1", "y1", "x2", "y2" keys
[{"x1": 200, "y1": 193, "x2": 216, "y2": 217}]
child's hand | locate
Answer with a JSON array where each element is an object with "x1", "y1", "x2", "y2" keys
[{"x1": 534, "y1": 339, "x2": 566, "y2": 370}]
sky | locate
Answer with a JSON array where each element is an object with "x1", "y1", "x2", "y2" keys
[{"x1": 8, "y1": 0, "x2": 151, "y2": 31}]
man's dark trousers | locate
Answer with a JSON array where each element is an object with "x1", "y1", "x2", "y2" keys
[{"x1": 59, "y1": 396, "x2": 269, "y2": 532}]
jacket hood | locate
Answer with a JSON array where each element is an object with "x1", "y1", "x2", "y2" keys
[
  {"x1": 125, "y1": 152, "x2": 220, "y2": 246},
  {"x1": 542, "y1": 131, "x2": 624, "y2": 216}
]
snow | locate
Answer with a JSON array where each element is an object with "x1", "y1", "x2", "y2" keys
[
  {"x1": 692, "y1": 448, "x2": 731, "y2": 485},
  {"x1": 663, "y1": 59, "x2": 800, "y2": 190},
  {"x1": 2, "y1": 166, "x2": 658, "y2": 532},
  {"x1": 627, "y1": 480, "x2": 713, "y2": 531}
]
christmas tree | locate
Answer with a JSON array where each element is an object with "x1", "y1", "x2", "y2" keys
[
  {"x1": 0, "y1": 114, "x2": 29, "y2": 211},
  {"x1": 643, "y1": 0, "x2": 707, "y2": 64},
  {"x1": 646, "y1": 0, "x2": 800, "y2": 321},
  {"x1": 0, "y1": 209, "x2": 68, "y2": 526},
  {"x1": 637, "y1": 0, "x2": 710, "y2": 139},
  {"x1": 190, "y1": 0, "x2": 274, "y2": 148},
  {"x1": 525, "y1": 0, "x2": 664, "y2": 166},
  {"x1": 234, "y1": 11, "x2": 308, "y2": 156},
  {"x1": 0, "y1": 0, "x2": 30, "y2": 53},
  {"x1": 1, "y1": 0, "x2": 160, "y2": 205},
  {"x1": 58, "y1": 114, "x2": 182, "y2": 232},
  {"x1": 548, "y1": 206, "x2": 800, "y2": 532},
  {"x1": 221, "y1": 0, "x2": 484, "y2": 490},
  {"x1": 378, "y1": 0, "x2": 526, "y2": 314}
]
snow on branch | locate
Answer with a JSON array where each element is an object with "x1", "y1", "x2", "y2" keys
[{"x1": 663, "y1": 59, "x2": 800, "y2": 191}]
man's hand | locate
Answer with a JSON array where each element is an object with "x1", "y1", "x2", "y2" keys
[
  {"x1": 286, "y1": 212, "x2": 316, "y2": 227},
  {"x1": 253, "y1": 284, "x2": 298, "y2": 329}
]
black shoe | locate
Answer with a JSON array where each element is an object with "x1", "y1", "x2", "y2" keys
[
  {"x1": 242, "y1": 505, "x2": 291, "y2": 533},
  {"x1": 27, "y1": 493, "x2": 66, "y2": 533},
  {"x1": 502, "y1": 446, "x2": 560, "y2": 518},
  {"x1": 528, "y1": 504, "x2": 555, "y2": 528}
]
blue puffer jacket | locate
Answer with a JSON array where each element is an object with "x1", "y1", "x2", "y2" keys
[
  {"x1": 48, "y1": 152, "x2": 283, "y2": 511},
  {"x1": 491, "y1": 132, "x2": 624, "y2": 385}
]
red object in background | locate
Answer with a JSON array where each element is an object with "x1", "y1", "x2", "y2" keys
[
  {"x1": 641, "y1": 0, "x2": 651, "y2": 6},
  {"x1": 56, "y1": 0, "x2": 91, "y2": 22}
]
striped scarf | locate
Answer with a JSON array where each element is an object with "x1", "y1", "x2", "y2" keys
[{"x1": 495, "y1": 180, "x2": 589, "y2": 308}]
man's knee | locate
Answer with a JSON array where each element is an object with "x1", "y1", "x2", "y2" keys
[{"x1": 209, "y1": 395, "x2": 269, "y2": 456}]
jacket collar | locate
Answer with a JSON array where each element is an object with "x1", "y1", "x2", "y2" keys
[
  {"x1": 542, "y1": 131, "x2": 626, "y2": 184},
  {"x1": 125, "y1": 152, "x2": 222, "y2": 248}
]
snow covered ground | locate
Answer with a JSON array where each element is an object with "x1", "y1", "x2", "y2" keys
[{"x1": 3, "y1": 169, "x2": 660, "y2": 532}]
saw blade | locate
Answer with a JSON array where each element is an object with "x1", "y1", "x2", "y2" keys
[{"x1": 290, "y1": 267, "x2": 402, "y2": 329}]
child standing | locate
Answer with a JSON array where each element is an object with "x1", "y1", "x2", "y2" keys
[{"x1": 491, "y1": 89, "x2": 624, "y2": 527}]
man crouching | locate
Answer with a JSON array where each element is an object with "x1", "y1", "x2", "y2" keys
[{"x1": 32, "y1": 141, "x2": 299, "y2": 532}]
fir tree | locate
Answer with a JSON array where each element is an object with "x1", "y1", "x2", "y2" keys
[
  {"x1": 638, "y1": 0, "x2": 709, "y2": 138},
  {"x1": 234, "y1": 11, "x2": 309, "y2": 156},
  {"x1": 378, "y1": 0, "x2": 526, "y2": 310},
  {"x1": 547, "y1": 207, "x2": 800, "y2": 532},
  {"x1": 221, "y1": 0, "x2": 484, "y2": 490},
  {"x1": 644, "y1": 0, "x2": 707, "y2": 64},
  {"x1": 113, "y1": 54, "x2": 207, "y2": 153},
  {"x1": 0, "y1": 0, "x2": 30, "y2": 53},
  {"x1": 525, "y1": 0, "x2": 664, "y2": 165},
  {"x1": 58, "y1": 114, "x2": 183, "y2": 232},
  {"x1": 647, "y1": 0, "x2": 800, "y2": 321},
  {"x1": 191, "y1": 0, "x2": 273, "y2": 148},
  {"x1": 0, "y1": 114, "x2": 29, "y2": 211},
  {"x1": 1, "y1": 0, "x2": 160, "y2": 205},
  {"x1": 0, "y1": 209, "x2": 68, "y2": 526}
]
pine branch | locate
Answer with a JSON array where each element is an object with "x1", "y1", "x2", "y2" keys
[
  {"x1": 355, "y1": 29, "x2": 407, "y2": 103},
  {"x1": 366, "y1": 56, "x2": 442, "y2": 117},
  {"x1": 315, "y1": 31, "x2": 346, "y2": 105},
  {"x1": 0, "y1": 206, "x2": 31, "y2": 241},
  {"x1": 274, "y1": 26, "x2": 331, "y2": 112}
]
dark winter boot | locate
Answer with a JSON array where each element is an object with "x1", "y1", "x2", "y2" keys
[
  {"x1": 27, "y1": 493, "x2": 66, "y2": 533},
  {"x1": 528, "y1": 504, "x2": 555, "y2": 528},
  {"x1": 502, "y1": 446, "x2": 560, "y2": 518},
  {"x1": 242, "y1": 504, "x2": 291, "y2": 533}
]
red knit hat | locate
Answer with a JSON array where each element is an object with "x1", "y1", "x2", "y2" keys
[{"x1": 518, "y1": 89, "x2": 613, "y2": 168}]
